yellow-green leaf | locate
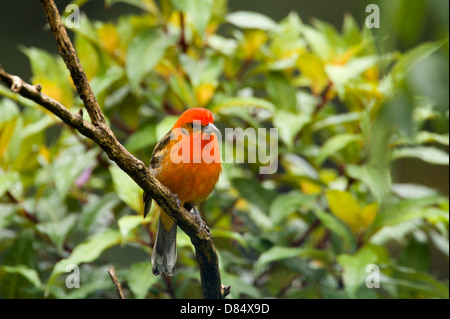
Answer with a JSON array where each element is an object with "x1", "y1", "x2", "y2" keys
[{"x1": 110, "y1": 165, "x2": 143, "y2": 214}]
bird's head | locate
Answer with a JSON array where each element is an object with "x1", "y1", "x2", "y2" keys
[{"x1": 173, "y1": 107, "x2": 219, "y2": 135}]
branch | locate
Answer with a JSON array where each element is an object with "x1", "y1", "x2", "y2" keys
[
  {"x1": 313, "y1": 80, "x2": 333, "y2": 115},
  {"x1": 0, "y1": 0, "x2": 229, "y2": 299},
  {"x1": 40, "y1": 0, "x2": 105, "y2": 126},
  {"x1": 178, "y1": 12, "x2": 188, "y2": 53},
  {"x1": 108, "y1": 266, "x2": 126, "y2": 299}
]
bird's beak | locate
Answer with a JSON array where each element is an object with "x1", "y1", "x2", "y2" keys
[{"x1": 202, "y1": 123, "x2": 219, "y2": 134}]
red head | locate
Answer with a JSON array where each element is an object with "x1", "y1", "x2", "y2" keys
[
  {"x1": 170, "y1": 107, "x2": 221, "y2": 163},
  {"x1": 173, "y1": 108, "x2": 215, "y2": 129}
]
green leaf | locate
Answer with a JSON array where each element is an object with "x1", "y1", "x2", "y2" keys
[
  {"x1": 20, "y1": 46, "x2": 67, "y2": 82},
  {"x1": 3, "y1": 229, "x2": 36, "y2": 267},
  {"x1": 1, "y1": 230, "x2": 38, "y2": 298},
  {"x1": 80, "y1": 193, "x2": 120, "y2": 233},
  {"x1": 222, "y1": 272, "x2": 262, "y2": 298},
  {"x1": 377, "y1": 204, "x2": 448, "y2": 230},
  {"x1": 0, "y1": 98, "x2": 19, "y2": 124},
  {"x1": 172, "y1": 0, "x2": 214, "y2": 36},
  {"x1": 210, "y1": 229, "x2": 248, "y2": 249},
  {"x1": 117, "y1": 215, "x2": 143, "y2": 244},
  {"x1": 109, "y1": 164, "x2": 143, "y2": 213},
  {"x1": 211, "y1": 96, "x2": 275, "y2": 113},
  {"x1": 325, "y1": 56, "x2": 379, "y2": 88},
  {"x1": 126, "y1": 29, "x2": 176, "y2": 88},
  {"x1": 51, "y1": 146, "x2": 99, "y2": 200},
  {"x1": 37, "y1": 214, "x2": 77, "y2": 253},
  {"x1": 326, "y1": 190, "x2": 377, "y2": 234},
  {"x1": 70, "y1": 12, "x2": 98, "y2": 43},
  {"x1": 342, "y1": 14, "x2": 362, "y2": 46},
  {"x1": 156, "y1": 115, "x2": 177, "y2": 140},
  {"x1": 169, "y1": 72, "x2": 197, "y2": 106},
  {"x1": 0, "y1": 116, "x2": 19, "y2": 162},
  {"x1": 266, "y1": 72, "x2": 297, "y2": 111},
  {"x1": 255, "y1": 246, "x2": 327, "y2": 275},
  {"x1": 391, "y1": 40, "x2": 447, "y2": 84},
  {"x1": 105, "y1": 0, "x2": 160, "y2": 15},
  {"x1": 282, "y1": 153, "x2": 319, "y2": 178},
  {"x1": 337, "y1": 245, "x2": 379, "y2": 298},
  {"x1": 65, "y1": 266, "x2": 114, "y2": 299},
  {"x1": 180, "y1": 55, "x2": 224, "y2": 87},
  {"x1": 269, "y1": 191, "x2": 315, "y2": 225},
  {"x1": 315, "y1": 209, "x2": 355, "y2": 250},
  {"x1": 391, "y1": 183, "x2": 438, "y2": 199},
  {"x1": 124, "y1": 125, "x2": 157, "y2": 153},
  {"x1": 380, "y1": 264, "x2": 449, "y2": 299},
  {"x1": 347, "y1": 164, "x2": 392, "y2": 204},
  {"x1": 20, "y1": 46, "x2": 74, "y2": 107},
  {"x1": 415, "y1": 131, "x2": 449, "y2": 146},
  {"x1": 207, "y1": 34, "x2": 238, "y2": 56},
  {"x1": 398, "y1": 237, "x2": 430, "y2": 273},
  {"x1": 273, "y1": 110, "x2": 310, "y2": 148},
  {"x1": 126, "y1": 261, "x2": 158, "y2": 299},
  {"x1": 90, "y1": 66, "x2": 125, "y2": 105},
  {"x1": 311, "y1": 19, "x2": 345, "y2": 51},
  {"x1": 226, "y1": 11, "x2": 277, "y2": 30},
  {"x1": 300, "y1": 25, "x2": 332, "y2": 60},
  {"x1": 312, "y1": 112, "x2": 361, "y2": 131},
  {"x1": 0, "y1": 170, "x2": 19, "y2": 198},
  {"x1": 316, "y1": 134, "x2": 363, "y2": 166},
  {"x1": 0, "y1": 204, "x2": 16, "y2": 231},
  {"x1": 0, "y1": 265, "x2": 42, "y2": 290},
  {"x1": 75, "y1": 33, "x2": 99, "y2": 79},
  {"x1": 46, "y1": 230, "x2": 122, "y2": 292},
  {"x1": 20, "y1": 115, "x2": 54, "y2": 139},
  {"x1": 231, "y1": 178, "x2": 277, "y2": 214},
  {"x1": 392, "y1": 146, "x2": 449, "y2": 165}
]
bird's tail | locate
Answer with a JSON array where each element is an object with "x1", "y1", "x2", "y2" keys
[{"x1": 151, "y1": 207, "x2": 177, "y2": 276}]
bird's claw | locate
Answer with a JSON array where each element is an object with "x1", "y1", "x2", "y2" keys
[
  {"x1": 172, "y1": 193, "x2": 181, "y2": 207},
  {"x1": 192, "y1": 206, "x2": 210, "y2": 233}
]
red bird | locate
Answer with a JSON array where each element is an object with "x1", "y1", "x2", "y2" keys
[{"x1": 143, "y1": 108, "x2": 221, "y2": 276}]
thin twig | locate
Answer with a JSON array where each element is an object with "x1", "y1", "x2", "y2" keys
[
  {"x1": 292, "y1": 218, "x2": 321, "y2": 247},
  {"x1": 111, "y1": 116, "x2": 135, "y2": 136},
  {"x1": 237, "y1": 58, "x2": 253, "y2": 81},
  {"x1": 178, "y1": 12, "x2": 188, "y2": 53},
  {"x1": 163, "y1": 274, "x2": 177, "y2": 299},
  {"x1": 108, "y1": 266, "x2": 126, "y2": 299},
  {"x1": 313, "y1": 80, "x2": 333, "y2": 115},
  {"x1": 6, "y1": 191, "x2": 39, "y2": 224}
]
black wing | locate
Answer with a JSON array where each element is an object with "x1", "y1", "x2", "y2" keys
[
  {"x1": 143, "y1": 130, "x2": 173, "y2": 218},
  {"x1": 150, "y1": 130, "x2": 172, "y2": 170}
]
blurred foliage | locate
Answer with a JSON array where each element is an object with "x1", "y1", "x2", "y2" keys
[{"x1": 0, "y1": 0, "x2": 449, "y2": 299}]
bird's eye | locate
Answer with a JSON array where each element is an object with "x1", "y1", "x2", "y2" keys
[{"x1": 189, "y1": 123, "x2": 194, "y2": 128}]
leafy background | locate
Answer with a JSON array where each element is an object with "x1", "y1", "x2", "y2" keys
[{"x1": 0, "y1": 0, "x2": 448, "y2": 299}]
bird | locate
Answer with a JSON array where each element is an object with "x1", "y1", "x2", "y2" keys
[{"x1": 143, "y1": 107, "x2": 222, "y2": 276}]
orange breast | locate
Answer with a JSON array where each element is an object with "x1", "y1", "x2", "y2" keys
[{"x1": 155, "y1": 133, "x2": 221, "y2": 205}]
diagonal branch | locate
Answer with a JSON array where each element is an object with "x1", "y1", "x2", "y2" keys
[
  {"x1": 40, "y1": 0, "x2": 105, "y2": 127},
  {"x1": 0, "y1": 0, "x2": 229, "y2": 299}
]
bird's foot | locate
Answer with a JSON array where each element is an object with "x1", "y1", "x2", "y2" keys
[
  {"x1": 192, "y1": 206, "x2": 210, "y2": 233},
  {"x1": 172, "y1": 193, "x2": 181, "y2": 207}
]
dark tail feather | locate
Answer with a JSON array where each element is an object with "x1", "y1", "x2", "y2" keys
[
  {"x1": 151, "y1": 218, "x2": 177, "y2": 276},
  {"x1": 143, "y1": 191, "x2": 152, "y2": 218}
]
